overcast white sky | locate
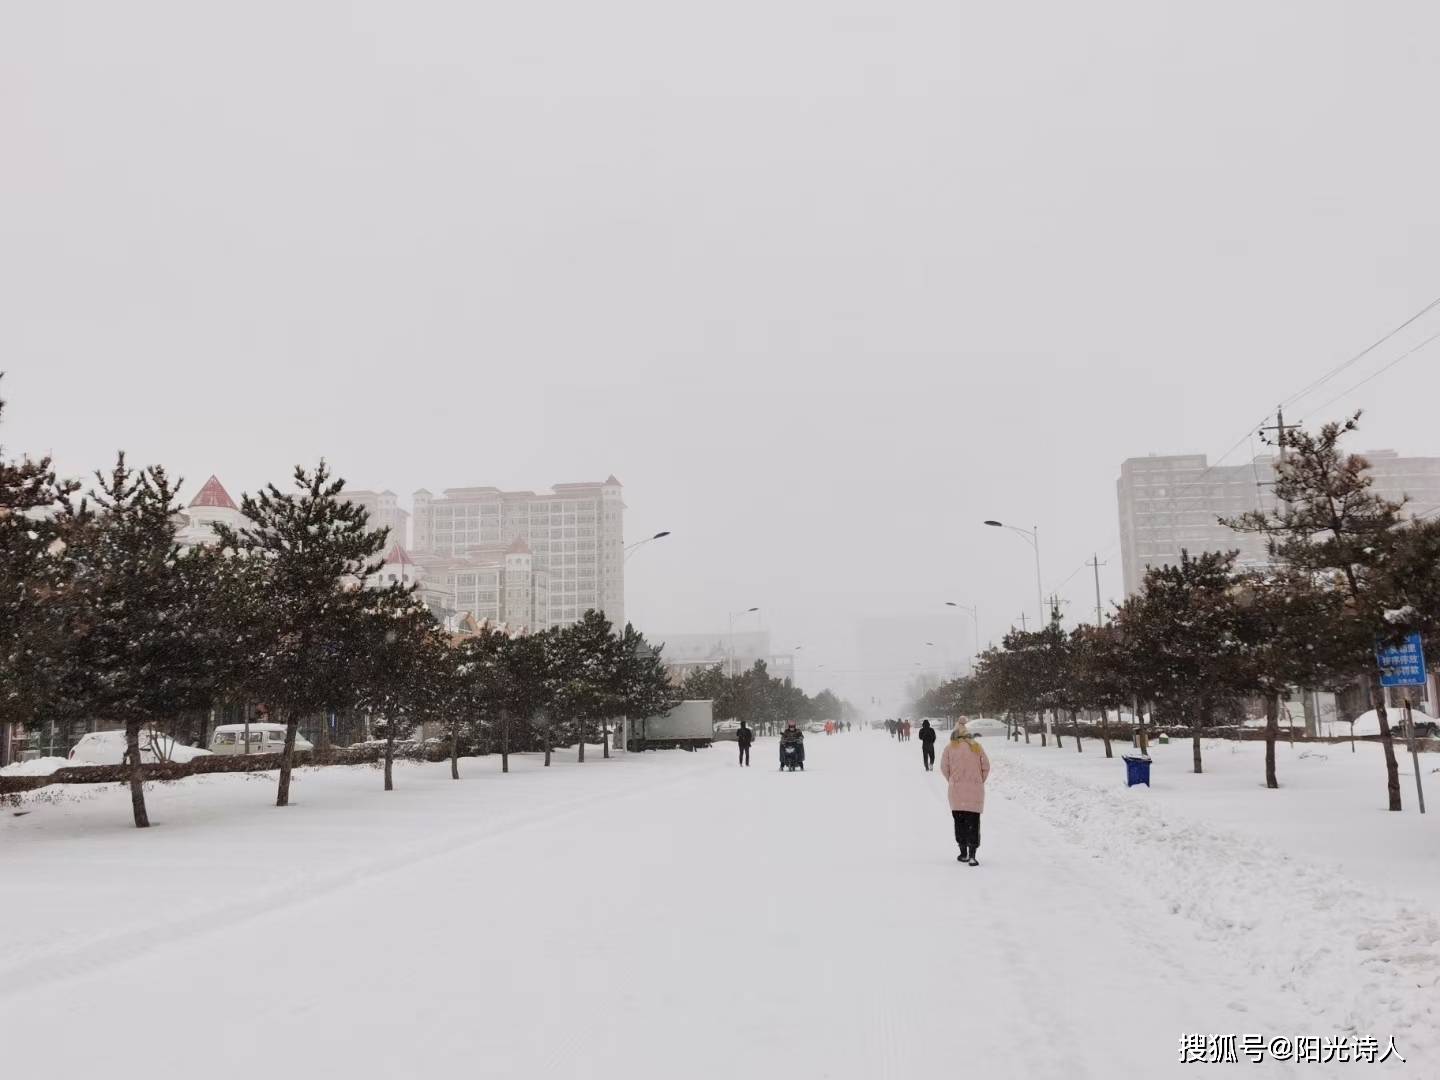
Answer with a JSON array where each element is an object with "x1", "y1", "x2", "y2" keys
[{"x1": 4, "y1": 1, "x2": 1440, "y2": 709}]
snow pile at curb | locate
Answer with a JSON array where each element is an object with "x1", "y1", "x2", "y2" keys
[
  {"x1": 996, "y1": 752, "x2": 1440, "y2": 1063},
  {"x1": 0, "y1": 756, "x2": 72, "y2": 777}
]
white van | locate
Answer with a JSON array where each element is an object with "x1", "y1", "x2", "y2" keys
[{"x1": 209, "y1": 723, "x2": 314, "y2": 756}]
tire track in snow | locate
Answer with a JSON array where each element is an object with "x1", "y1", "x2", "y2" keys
[{"x1": 0, "y1": 759, "x2": 708, "y2": 1002}]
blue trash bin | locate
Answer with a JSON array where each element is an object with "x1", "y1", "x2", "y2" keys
[{"x1": 1122, "y1": 755, "x2": 1152, "y2": 788}]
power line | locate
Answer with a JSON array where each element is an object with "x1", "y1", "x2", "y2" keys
[
  {"x1": 1282, "y1": 292, "x2": 1440, "y2": 413},
  {"x1": 1052, "y1": 290, "x2": 1440, "y2": 614},
  {"x1": 1297, "y1": 325, "x2": 1440, "y2": 423}
]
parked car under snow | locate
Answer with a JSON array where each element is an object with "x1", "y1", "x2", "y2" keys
[{"x1": 67, "y1": 729, "x2": 213, "y2": 765}]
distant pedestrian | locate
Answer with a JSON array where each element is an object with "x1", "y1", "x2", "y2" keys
[
  {"x1": 940, "y1": 719, "x2": 991, "y2": 866},
  {"x1": 918, "y1": 719, "x2": 937, "y2": 771},
  {"x1": 737, "y1": 721, "x2": 753, "y2": 766}
]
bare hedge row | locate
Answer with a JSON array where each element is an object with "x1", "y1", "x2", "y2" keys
[{"x1": 0, "y1": 742, "x2": 451, "y2": 796}]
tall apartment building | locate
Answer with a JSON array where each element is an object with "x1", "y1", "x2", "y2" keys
[
  {"x1": 1118, "y1": 449, "x2": 1440, "y2": 594},
  {"x1": 344, "y1": 489, "x2": 409, "y2": 549},
  {"x1": 410, "y1": 477, "x2": 624, "y2": 629}
]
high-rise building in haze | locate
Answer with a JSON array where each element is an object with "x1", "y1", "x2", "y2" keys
[
  {"x1": 410, "y1": 477, "x2": 624, "y2": 629},
  {"x1": 344, "y1": 489, "x2": 410, "y2": 549},
  {"x1": 1117, "y1": 450, "x2": 1440, "y2": 594}
]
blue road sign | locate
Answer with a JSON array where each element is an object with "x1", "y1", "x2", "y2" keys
[{"x1": 1377, "y1": 633, "x2": 1427, "y2": 687}]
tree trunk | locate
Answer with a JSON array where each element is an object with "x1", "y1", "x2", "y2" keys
[
  {"x1": 1053, "y1": 710, "x2": 1064, "y2": 749},
  {"x1": 1264, "y1": 691, "x2": 1279, "y2": 789},
  {"x1": 1368, "y1": 671, "x2": 1403, "y2": 811},
  {"x1": 1101, "y1": 708, "x2": 1113, "y2": 758},
  {"x1": 1022, "y1": 713, "x2": 1030, "y2": 744},
  {"x1": 317, "y1": 711, "x2": 332, "y2": 764},
  {"x1": 1136, "y1": 699, "x2": 1150, "y2": 755},
  {"x1": 384, "y1": 729, "x2": 395, "y2": 791},
  {"x1": 501, "y1": 710, "x2": 510, "y2": 774},
  {"x1": 578, "y1": 720, "x2": 586, "y2": 763},
  {"x1": 449, "y1": 721, "x2": 460, "y2": 781},
  {"x1": 125, "y1": 721, "x2": 150, "y2": 829},
  {"x1": 1192, "y1": 699, "x2": 1205, "y2": 775},
  {"x1": 1038, "y1": 710, "x2": 1046, "y2": 747},
  {"x1": 602, "y1": 718, "x2": 611, "y2": 759},
  {"x1": 1071, "y1": 708, "x2": 1082, "y2": 752},
  {"x1": 276, "y1": 712, "x2": 299, "y2": 807},
  {"x1": 543, "y1": 718, "x2": 551, "y2": 767}
]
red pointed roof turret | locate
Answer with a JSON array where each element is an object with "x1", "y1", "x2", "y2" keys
[
  {"x1": 385, "y1": 544, "x2": 416, "y2": 566},
  {"x1": 506, "y1": 537, "x2": 531, "y2": 555},
  {"x1": 605, "y1": 474, "x2": 622, "y2": 486},
  {"x1": 190, "y1": 476, "x2": 238, "y2": 510}
]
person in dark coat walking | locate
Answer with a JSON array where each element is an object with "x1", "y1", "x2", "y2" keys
[
  {"x1": 918, "y1": 719, "x2": 937, "y2": 771},
  {"x1": 736, "y1": 721, "x2": 753, "y2": 766}
]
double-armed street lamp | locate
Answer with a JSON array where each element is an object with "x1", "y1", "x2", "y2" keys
[{"x1": 983, "y1": 520, "x2": 1044, "y2": 628}]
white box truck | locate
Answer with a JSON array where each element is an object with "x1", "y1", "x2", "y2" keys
[{"x1": 626, "y1": 699, "x2": 714, "y2": 752}]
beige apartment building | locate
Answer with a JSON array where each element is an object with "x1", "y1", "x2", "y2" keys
[
  {"x1": 1118, "y1": 449, "x2": 1440, "y2": 595},
  {"x1": 344, "y1": 489, "x2": 410, "y2": 550},
  {"x1": 410, "y1": 477, "x2": 624, "y2": 629}
]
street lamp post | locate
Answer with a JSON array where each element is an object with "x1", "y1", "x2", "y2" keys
[
  {"x1": 624, "y1": 530, "x2": 671, "y2": 564},
  {"x1": 983, "y1": 521, "x2": 1044, "y2": 628},
  {"x1": 945, "y1": 601, "x2": 981, "y2": 672},
  {"x1": 728, "y1": 606, "x2": 760, "y2": 677}
]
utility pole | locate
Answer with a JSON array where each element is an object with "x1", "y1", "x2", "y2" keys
[
  {"x1": 1260, "y1": 406, "x2": 1300, "y2": 510},
  {"x1": 1047, "y1": 594, "x2": 1067, "y2": 628},
  {"x1": 1088, "y1": 554, "x2": 1107, "y2": 625}
]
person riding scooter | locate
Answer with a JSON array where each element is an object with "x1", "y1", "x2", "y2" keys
[{"x1": 779, "y1": 720, "x2": 805, "y2": 771}]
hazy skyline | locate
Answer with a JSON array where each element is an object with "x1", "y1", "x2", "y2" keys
[{"x1": 6, "y1": 1, "x2": 1440, "y2": 708}]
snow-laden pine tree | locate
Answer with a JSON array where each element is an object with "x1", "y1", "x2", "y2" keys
[
  {"x1": 546, "y1": 610, "x2": 622, "y2": 763},
  {"x1": 1230, "y1": 568, "x2": 1354, "y2": 789},
  {"x1": 613, "y1": 622, "x2": 681, "y2": 756},
  {"x1": 1114, "y1": 550, "x2": 1250, "y2": 774},
  {"x1": 1227, "y1": 415, "x2": 1411, "y2": 810},
  {"x1": 1068, "y1": 624, "x2": 1129, "y2": 758},
  {"x1": 454, "y1": 627, "x2": 551, "y2": 773},
  {"x1": 0, "y1": 381, "x2": 79, "y2": 763},
  {"x1": 352, "y1": 598, "x2": 450, "y2": 791},
  {"x1": 58, "y1": 458, "x2": 233, "y2": 827},
  {"x1": 213, "y1": 462, "x2": 398, "y2": 808}
]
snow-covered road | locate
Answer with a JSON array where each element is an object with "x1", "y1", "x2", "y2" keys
[{"x1": 2, "y1": 733, "x2": 1432, "y2": 1077}]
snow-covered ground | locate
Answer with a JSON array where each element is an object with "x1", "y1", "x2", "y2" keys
[{"x1": 1, "y1": 734, "x2": 1434, "y2": 1077}]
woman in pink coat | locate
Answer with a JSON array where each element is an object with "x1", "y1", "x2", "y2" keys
[{"x1": 939, "y1": 718, "x2": 991, "y2": 866}]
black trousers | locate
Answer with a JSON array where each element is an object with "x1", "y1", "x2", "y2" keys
[
  {"x1": 952, "y1": 811, "x2": 981, "y2": 852},
  {"x1": 922, "y1": 744, "x2": 935, "y2": 769},
  {"x1": 738, "y1": 745, "x2": 750, "y2": 765}
]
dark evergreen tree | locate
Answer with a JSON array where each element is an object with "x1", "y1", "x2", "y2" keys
[
  {"x1": 0, "y1": 381, "x2": 79, "y2": 763},
  {"x1": 213, "y1": 462, "x2": 400, "y2": 807},
  {"x1": 1231, "y1": 569, "x2": 1354, "y2": 789},
  {"x1": 352, "y1": 597, "x2": 445, "y2": 791},
  {"x1": 455, "y1": 628, "x2": 551, "y2": 772},
  {"x1": 612, "y1": 623, "x2": 681, "y2": 757},
  {"x1": 547, "y1": 610, "x2": 623, "y2": 763},
  {"x1": 1068, "y1": 625, "x2": 1130, "y2": 758},
  {"x1": 57, "y1": 458, "x2": 234, "y2": 827},
  {"x1": 1113, "y1": 550, "x2": 1250, "y2": 774},
  {"x1": 1227, "y1": 415, "x2": 1410, "y2": 809}
]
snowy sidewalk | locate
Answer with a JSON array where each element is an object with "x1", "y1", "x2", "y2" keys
[{"x1": 1, "y1": 735, "x2": 1430, "y2": 1077}]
